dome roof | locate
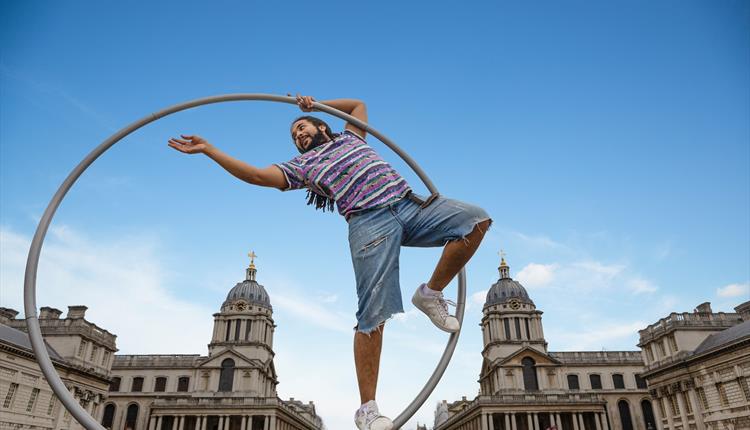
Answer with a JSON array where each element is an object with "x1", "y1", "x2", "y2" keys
[
  {"x1": 484, "y1": 257, "x2": 535, "y2": 308},
  {"x1": 222, "y1": 264, "x2": 272, "y2": 310}
]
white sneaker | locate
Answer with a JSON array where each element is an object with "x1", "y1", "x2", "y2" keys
[
  {"x1": 411, "y1": 284, "x2": 460, "y2": 333},
  {"x1": 354, "y1": 400, "x2": 393, "y2": 430}
]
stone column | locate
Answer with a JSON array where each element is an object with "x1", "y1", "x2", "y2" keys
[
  {"x1": 149, "y1": 416, "x2": 157, "y2": 430},
  {"x1": 510, "y1": 413, "x2": 517, "y2": 430},
  {"x1": 171, "y1": 416, "x2": 178, "y2": 430},
  {"x1": 549, "y1": 412, "x2": 556, "y2": 427},
  {"x1": 156, "y1": 416, "x2": 163, "y2": 430},
  {"x1": 505, "y1": 413, "x2": 512, "y2": 430},
  {"x1": 600, "y1": 413, "x2": 609, "y2": 430},
  {"x1": 572, "y1": 413, "x2": 580, "y2": 430},
  {"x1": 650, "y1": 399, "x2": 663, "y2": 430},
  {"x1": 482, "y1": 413, "x2": 489, "y2": 430},
  {"x1": 489, "y1": 413, "x2": 495, "y2": 430},
  {"x1": 201, "y1": 416, "x2": 208, "y2": 430},
  {"x1": 687, "y1": 389, "x2": 705, "y2": 430},
  {"x1": 217, "y1": 416, "x2": 224, "y2": 430},
  {"x1": 676, "y1": 392, "x2": 690, "y2": 430},
  {"x1": 178, "y1": 416, "x2": 185, "y2": 430},
  {"x1": 594, "y1": 413, "x2": 602, "y2": 430},
  {"x1": 269, "y1": 416, "x2": 276, "y2": 430},
  {"x1": 225, "y1": 416, "x2": 232, "y2": 430},
  {"x1": 577, "y1": 413, "x2": 586, "y2": 430},
  {"x1": 663, "y1": 397, "x2": 675, "y2": 430},
  {"x1": 240, "y1": 416, "x2": 247, "y2": 430},
  {"x1": 533, "y1": 413, "x2": 540, "y2": 430}
]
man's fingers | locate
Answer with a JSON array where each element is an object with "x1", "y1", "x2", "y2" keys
[{"x1": 180, "y1": 134, "x2": 194, "y2": 140}]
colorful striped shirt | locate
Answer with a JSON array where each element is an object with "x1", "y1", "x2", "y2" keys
[{"x1": 275, "y1": 130, "x2": 411, "y2": 219}]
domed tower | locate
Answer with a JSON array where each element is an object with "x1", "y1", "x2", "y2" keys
[
  {"x1": 208, "y1": 252, "x2": 275, "y2": 363},
  {"x1": 481, "y1": 254, "x2": 547, "y2": 364}
]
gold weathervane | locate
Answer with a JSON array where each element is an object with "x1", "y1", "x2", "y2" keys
[{"x1": 248, "y1": 251, "x2": 258, "y2": 269}]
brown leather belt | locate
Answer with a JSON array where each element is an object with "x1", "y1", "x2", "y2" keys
[{"x1": 406, "y1": 191, "x2": 440, "y2": 209}]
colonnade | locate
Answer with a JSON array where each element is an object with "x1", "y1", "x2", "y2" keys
[
  {"x1": 454, "y1": 411, "x2": 611, "y2": 430},
  {"x1": 147, "y1": 414, "x2": 278, "y2": 430}
]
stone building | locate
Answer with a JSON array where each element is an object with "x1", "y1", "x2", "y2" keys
[
  {"x1": 637, "y1": 301, "x2": 750, "y2": 430},
  {"x1": 104, "y1": 257, "x2": 322, "y2": 430},
  {"x1": 0, "y1": 256, "x2": 322, "y2": 430},
  {"x1": 0, "y1": 305, "x2": 117, "y2": 430},
  {"x1": 435, "y1": 258, "x2": 656, "y2": 430}
]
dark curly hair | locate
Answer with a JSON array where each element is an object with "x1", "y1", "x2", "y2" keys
[{"x1": 290, "y1": 116, "x2": 341, "y2": 213}]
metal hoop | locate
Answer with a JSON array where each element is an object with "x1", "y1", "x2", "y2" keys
[{"x1": 23, "y1": 94, "x2": 466, "y2": 430}]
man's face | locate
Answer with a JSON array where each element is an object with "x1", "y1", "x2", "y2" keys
[{"x1": 291, "y1": 120, "x2": 328, "y2": 152}]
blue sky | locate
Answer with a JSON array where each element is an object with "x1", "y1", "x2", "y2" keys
[{"x1": 1, "y1": 1, "x2": 748, "y2": 429}]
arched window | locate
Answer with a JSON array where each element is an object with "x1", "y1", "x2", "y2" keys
[
  {"x1": 618, "y1": 400, "x2": 634, "y2": 430},
  {"x1": 101, "y1": 404, "x2": 115, "y2": 429},
  {"x1": 177, "y1": 377, "x2": 190, "y2": 392},
  {"x1": 125, "y1": 404, "x2": 139, "y2": 430},
  {"x1": 218, "y1": 358, "x2": 235, "y2": 392},
  {"x1": 567, "y1": 374, "x2": 580, "y2": 390},
  {"x1": 131, "y1": 377, "x2": 144, "y2": 392},
  {"x1": 589, "y1": 374, "x2": 602, "y2": 389},
  {"x1": 641, "y1": 399, "x2": 656, "y2": 430},
  {"x1": 521, "y1": 357, "x2": 538, "y2": 391},
  {"x1": 154, "y1": 377, "x2": 167, "y2": 392},
  {"x1": 109, "y1": 377, "x2": 121, "y2": 392},
  {"x1": 613, "y1": 374, "x2": 625, "y2": 389}
]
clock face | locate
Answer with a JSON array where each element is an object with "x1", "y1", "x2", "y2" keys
[
  {"x1": 509, "y1": 299, "x2": 521, "y2": 310},
  {"x1": 236, "y1": 302, "x2": 247, "y2": 311}
]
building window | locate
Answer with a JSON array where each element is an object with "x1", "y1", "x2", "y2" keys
[
  {"x1": 635, "y1": 374, "x2": 648, "y2": 389},
  {"x1": 682, "y1": 392, "x2": 692, "y2": 414},
  {"x1": 589, "y1": 374, "x2": 602, "y2": 390},
  {"x1": 656, "y1": 341, "x2": 665, "y2": 357},
  {"x1": 125, "y1": 404, "x2": 139, "y2": 430},
  {"x1": 78, "y1": 340, "x2": 88, "y2": 357},
  {"x1": 613, "y1": 374, "x2": 625, "y2": 389},
  {"x1": 524, "y1": 318, "x2": 531, "y2": 339},
  {"x1": 618, "y1": 400, "x2": 634, "y2": 430},
  {"x1": 219, "y1": 359, "x2": 235, "y2": 392},
  {"x1": 177, "y1": 377, "x2": 190, "y2": 392},
  {"x1": 669, "y1": 335, "x2": 678, "y2": 352},
  {"x1": 46, "y1": 395, "x2": 56, "y2": 415},
  {"x1": 245, "y1": 320, "x2": 253, "y2": 340},
  {"x1": 234, "y1": 320, "x2": 241, "y2": 341},
  {"x1": 503, "y1": 319, "x2": 511, "y2": 339},
  {"x1": 90, "y1": 345, "x2": 98, "y2": 362},
  {"x1": 3, "y1": 383, "x2": 18, "y2": 408},
  {"x1": 697, "y1": 387, "x2": 709, "y2": 409},
  {"x1": 567, "y1": 374, "x2": 580, "y2": 390},
  {"x1": 738, "y1": 377, "x2": 750, "y2": 401},
  {"x1": 521, "y1": 357, "x2": 538, "y2": 391},
  {"x1": 154, "y1": 377, "x2": 167, "y2": 392},
  {"x1": 669, "y1": 395, "x2": 679, "y2": 415},
  {"x1": 514, "y1": 318, "x2": 522, "y2": 340},
  {"x1": 641, "y1": 400, "x2": 657, "y2": 430},
  {"x1": 102, "y1": 404, "x2": 116, "y2": 429},
  {"x1": 26, "y1": 388, "x2": 40, "y2": 412},
  {"x1": 109, "y1": 377, "x2": 121, "y2": 392},
  {"x1": 716, "y1": 382, "x2": 729, "y2": 406},
  {"x1": 225, "y1": 321, "x2": 231, "y2": 341},
  {"x1": 131, "y1": 377, "x2": 144, "y2": 392},
  {"x1": 645, "y1": 347, "x2": 654, "y2": 362},
  {"x1": 102, "y1": 351, "x2": 110, "y2": 366}
]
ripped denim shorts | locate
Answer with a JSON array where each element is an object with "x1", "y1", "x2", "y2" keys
[{"x1": 347, "y1": 193, "x2": 492, "y2": 334}]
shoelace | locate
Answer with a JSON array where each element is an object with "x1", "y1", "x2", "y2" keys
[
  {"x1": 359, "y1": 408, "x2": 382, "y2": 426},
  {"x1": 433, "y1": 292, "x2": 457, "y2": 320}
]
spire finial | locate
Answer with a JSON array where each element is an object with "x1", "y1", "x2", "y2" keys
[
  {"x1": 498, "y1": 250, "x2": 510, "y2": 279},
  {"x1": 246, "y1": 250, "x2": 258, "y2": 281}
]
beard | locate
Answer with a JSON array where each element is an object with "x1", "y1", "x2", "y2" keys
[{"x1": 307, "y1": 129, "x2": 330, "y2": 151}]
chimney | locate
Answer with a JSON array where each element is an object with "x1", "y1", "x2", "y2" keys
[
  {"x1": 40, "y1": 307, "x2": 63, "y2": 319},
  {"x1": 0, "y1": 308, "x2": 19, "y2": 324},
  {"x1": 67, "y1": 306, "x2": 88, "y2": 319},
  {"x1": 735, "y1": 301, "x2": 750, "y2": 322},
  {"x1": 695, "y1": 302, "x2": 712, "y2": 314}
]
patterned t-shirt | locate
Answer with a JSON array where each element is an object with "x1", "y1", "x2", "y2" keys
[{"x1": 274, "y1": 130, "x2": 411, "y2": 219}]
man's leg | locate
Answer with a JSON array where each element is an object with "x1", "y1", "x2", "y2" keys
[
  {"x1": 353, "y1": 324, "x2": 384, "y2": 404},
  {"x1": 427, "y1": 219, "x2": 491, "y2": 291}
]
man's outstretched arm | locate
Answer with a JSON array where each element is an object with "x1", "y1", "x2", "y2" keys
[{"x1": 168, "y1": 134, "x2": 288, "y2": 190}]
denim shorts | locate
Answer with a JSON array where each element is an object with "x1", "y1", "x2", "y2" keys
[{"x1": 347, "y1": 193, "x2": 491, "y2": 333}]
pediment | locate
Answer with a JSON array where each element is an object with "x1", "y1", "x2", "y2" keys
[
  {"x1": 198, "y1": 348, "x2": 263, "y2": 369},
  {"x1": 496, "y1": 346, "x2": 561, "y2": 367}
]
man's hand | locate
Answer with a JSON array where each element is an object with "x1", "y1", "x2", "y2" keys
[
  {"x1": 168, "y1": 135, "x2": 213, "y2": 154},
  {"x1": 288, "y1": 93, "x2": 315, "y2": 112}
]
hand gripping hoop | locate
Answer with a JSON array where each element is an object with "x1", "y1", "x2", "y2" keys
[{"x1": 23, "y1": 94, "x2": 466, "y2": 430}]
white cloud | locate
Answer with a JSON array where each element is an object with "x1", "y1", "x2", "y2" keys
[
  {"x1": 550, "y1": 320, "x2": 647, "y2": 351},
  {"x1": 627, "y1": 277, "x2": 658, "y2": 294},
  {"x1": 272, "y1": 293, "x2": 352, "y2": 334},
  {"x1": 717, "y1": 283, "x2": 750, "y2": 298},
  {"x1": 516, "y1": 263, "x2": 558, "y2": 287}
]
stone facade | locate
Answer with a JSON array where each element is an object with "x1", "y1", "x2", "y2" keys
[
  {"x1": 0, "y1": 259, "x2": 322, "y2": 430},
  {"x1": 637, "y1": 302, "x2": 750, "y2": 430},
  {"x1": 0, "y1": 306, "x2": 116, "y2": 430},
  {"x1": 435, "y1": 258, "x2": 656, "y2": 430}
]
